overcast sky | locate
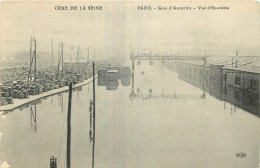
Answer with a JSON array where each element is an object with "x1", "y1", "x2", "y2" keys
[{"x1": 0, "y1": 1, "x2": 259, "y2": 64}]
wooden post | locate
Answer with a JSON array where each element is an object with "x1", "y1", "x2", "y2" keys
[
  {"x1": 67, "y1": 82, "x2": 72, "y2": 168},
  {"x1": 50, "y1": 156, "x2": 57, "y2": 168},
  {"x1": 92, "y1": 62, "x2": 96, "y2": 168}
]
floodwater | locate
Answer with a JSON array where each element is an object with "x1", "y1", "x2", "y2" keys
[{"x1": 0, "y1": 62, "x2": 260, "y2": 168}]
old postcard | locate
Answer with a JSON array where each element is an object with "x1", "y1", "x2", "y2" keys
[{"x1": 0, "y1": 1, "x2": 259, "y2": 168}]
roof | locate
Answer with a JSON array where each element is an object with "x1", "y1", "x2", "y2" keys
[
  {"x1": 176, "y1": 56, "x2": 260, "y2": 73},
  {"x1": 223, "y1": 64, "x2": 260, "y2": 73},
  {"x1": 107, "y1": 70, "x2": 119, "y2": 73},
  {"x1": 222, "y1": 57, "x2": 260, "y2": 73}
]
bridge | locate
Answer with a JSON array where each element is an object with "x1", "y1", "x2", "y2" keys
[
  {"x1": 129, "y1": 49, "x2": 208, "y2": 95},
  {"x1": 130, "y1": 55, "x2": 206, "y2": 62},
  {"x1": 130, "y1": 49, "x2": 207, "y2": 66}
]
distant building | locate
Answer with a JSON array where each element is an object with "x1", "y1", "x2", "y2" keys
[
  {"x1": 166, "y1": 56, "x2": 260, "y2": 117},
  {"x1": 222, "y1": 60, "x2": 260, "y2": 116}
]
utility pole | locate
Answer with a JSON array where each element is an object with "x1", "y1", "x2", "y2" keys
[
  {"x1": 93, "y1": 50, "x2": 95, "y2": 62},
  {"x1": 77, "y1": 45, "x2": 80, "y2": 63},
  {"x1": 70, "y1": 46, "x2": 72, "y2": 64},
  {"x1": 27, "y1": 37, "x2": 36, "y2": 83},
  {"x1": 51, "y1": 39, "x2": 53, "y2": 69},
  {"x1": 92, "y1": 62, "x2": 96, "y2": 168},
  {"x1": 86, "y1": 47, "x2": 90, "y2": 63},
  {"x1": 28, "y1": 37, "x2": 32, "y2": 83},
  {"x1": 98, "y1": 49, "x2": 101, "y2": 64},
  {"x1": 67, "y1": 82, "x2": 72, "y2": 168},
  {"x1": 88, "y1": 47, "x2": 90, "y2": 63},
  {"x1": 30, "y1": 37, "x2": 32, "y2": 65},
  {"x1": 34, "y1": 38, "x2": 37, "y2": 83},
  {"x1": 61, "y1": 42, "x2": 64, "y2": 75},
  {"x1": 57, "y1": 43, "x2": 63, "y2": 74},
  {"x1": 58, "y1": 45, "x2": 60, "y2": 71},
  {"x1": 235, "y1": 49, "x2": 238, "y2": 67}
]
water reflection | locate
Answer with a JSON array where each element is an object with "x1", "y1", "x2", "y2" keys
[
  {"x1": 88, "y1": 99, "x2": 95, "y2": 168},
  {"x1": 98, "y1": 78, "x2": 119, "y2": 90},
  {"x1": 121, "y1": 77, "x2": 131, "y2": 86},
  {"x1": 129, "y1": 67, "x2": 205, "y2": 101},
  {"x1": 88, "y1": 85, "x2": 95, "y2": 168},
  {"x1": 30, "y1": 105, "x2": 37, "y2": 133},
  {"x1": 89, "y1": 99, "x2": 93, "y2": 142},
  {"x1": 106, "y1": 80, "x2": 119, "y2": 90},
  {"x1": 98, "y1": 75, "x2": 131, "y2": 90},
  {"x1": 58, "y1": 92, "x2": 64, "y2": 113},
  {"x1": 223, "y1": 85, "x2": 260, "y2": 117},
  {"x1": 175, "y1": 63, "x2": 260, "y2": 118}
]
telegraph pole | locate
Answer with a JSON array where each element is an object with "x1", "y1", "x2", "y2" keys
[
  {"x1": 98, "y1": 49, "x2": 101, "y2": 64},
  {"x1": 61, "y1": 42, "x2": 64, "y2": 75},
  {"x1": 57, "y1": 43, "x2": 63, "y2": 74},
  {"x1": 51, "y1": 39, "x2": 53, "y2": 69},
  {"x1": 30, "y1": 37, "x2": 32, "y2": 65},
  {"x1": 34, "y1": 38, "x2": 37, "y2": 83},
  {"x1": 70, "y1": 46, "x2": 72, "y2": 64},
  {"x1": 67, "y1": 82, "x2": 72, "y2": 168},
  {"x1": 235, "y1": 49, "x2": 238, "y2": 67},
  {"x1": 92, "y1": 62, "x2": 96, "y2": 168},
  {"x1": 86, "y1": 47, "x2": 90, "y2": 63},
  {"x1": 77, "y1": 45, "x2": 80, "y2": 63},
  {"x1": 93, "y1": 50, "x2": 95, "y2": 63},
  {"x1": 27, "y1": 37, "x2": 32, "y2": 83},
  {"x1": 88, "y1": 47, "x2": 90, "y2": 63}
]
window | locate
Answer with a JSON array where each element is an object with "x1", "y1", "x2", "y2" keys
[
  {"x1": 235, "y1": 90, "x2": 240, "y2": 100},
  {"x1": 248, "y1": 96, "x2": 254, "y2": 105},
  {"x1": 206, "y1": 80, "x2": 209, "y2": 87},
  {"x1": 249, "y1": 79, "x2": 258, "y2": 89},
  {"x1": 223, "y1": 87, "x2": 227, "y2": 94},
  {"x1": 200, "y1": 69, "x2": 202, "y2": 75},
  {"x1": 223, "y1": 73, "x2": 227, "y2": 81},
  {"x1": 194, "y1": 68, "x2": 196, "y2": 73},
  {"x1": 206, "y1": 71, "x2": 209, "y2": 76},
  {"x1": 235, "y1": 76, "x2": 240, "y2": 86}
]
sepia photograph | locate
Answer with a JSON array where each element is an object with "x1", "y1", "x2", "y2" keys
[{"x1": 0, "y1": 1, "x2": 260, "y2": 168}]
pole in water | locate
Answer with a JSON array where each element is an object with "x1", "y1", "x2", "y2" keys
[
  {"x1": 89, "y1": 99, "x2": 93, "y2": 142},
  {"x1": 92, "y1": 62, "x2": 96, "y2": 168},
  {"x1": 50, "y1": 156, "x2": 57, "y2": 168},
  {"x1": 67, "y1": 82, "x2": 73, "y2": 168}
]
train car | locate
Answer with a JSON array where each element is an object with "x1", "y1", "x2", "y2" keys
[{"x1": 106, "y1": 70, "x2": 119, "y2": 81}]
